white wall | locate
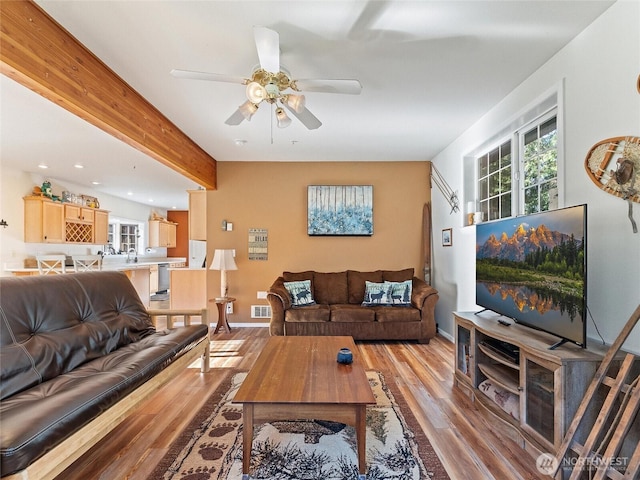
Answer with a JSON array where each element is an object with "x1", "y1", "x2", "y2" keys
[
  {"x1": 431, "y1": 1, "x2": 640, "y2": 353},
  {"x1": 0, "y1": 166, "x2": 168, "y2": 274}
]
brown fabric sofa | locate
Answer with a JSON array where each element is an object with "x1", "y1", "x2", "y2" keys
[
  {"x1": 267, "y1": 268, "x2": 439, "y2": 343},
  {"x1": 0, "y1": 271, "x2": 210, "y2": 479}
]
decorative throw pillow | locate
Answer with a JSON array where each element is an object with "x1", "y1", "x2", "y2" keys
[
  {"x1": 284, "y1": 280, "x2": 315, "y2": 306},
  {"x1": 478, "y1": 379, "x2": 520, "y2": 420},
  {"x1": 362, "y1": 281, "x2": 392, "y2": 306},
  {"x1": 385, "y1": 280, "x2": 412, "y2": 306}
]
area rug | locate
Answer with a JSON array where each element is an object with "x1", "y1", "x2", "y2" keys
[{"x1": 150, "y1": 370, "x2": 449, "y2": 480}]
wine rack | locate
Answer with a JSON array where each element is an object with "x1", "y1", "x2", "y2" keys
[{"x1": 66, "y1": 222, "x2": 93, "y2": 243}]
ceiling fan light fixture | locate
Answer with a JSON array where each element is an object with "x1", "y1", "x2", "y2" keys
[
  {"x1": 238, "y1": 100, "x2": 258, "y2": 121},
  {"x1": 275, "y1": 107, "x2": 292, "y2": 128},
  {"x1": 284, "y1": 94, "x2": 305, "y2": 113},
  {"x1": 246, "y1": 81, "x2": 267, "y2": 103}
]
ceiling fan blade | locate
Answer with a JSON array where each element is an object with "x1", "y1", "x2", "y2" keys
[
  {"x1": 283, "y1": 104, "x2": 322, "y2": 130},
  {"x1": 253, "y1": 26, "x2": 280, "y2": 73},
  {"x1": 171, "y1": 69, "x2": 246, "y2": 84},
  {"x1": 224, "y1": 108, "x2": 246, "y2": 126},
  {"x1": 293, "y1": 78, "x2": 362, "y2": 95}
]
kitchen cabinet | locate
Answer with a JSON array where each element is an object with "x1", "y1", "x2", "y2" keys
[
  {"x1": 148, "y1": 219, "x2": 177, "y2": 248},
  {"x1": 24, "y1": 196, "x2": 110, "y2": 244},
  {"x1": 65, "y1": 204, "x2": 94, "y2": 223},
  {"x1": 24, "y1": 196, "x2": 65, "y2": 243},
  {"x1": 188, "y1": 189, "x2": 206, "y2": 241},
  {"x1": 122, "y1": 267, "x2": 150, "y2": 308},
  {"x1": 149, "y1": 264, "x2": 159, "y2": 294},
  {"x1": 169, "y1": 268, "x2": 206, "y2": 310},
  {"x1": 64, "y1": 204, "x2": 93, "y2": 243},
  {"x1": 94, "y1": 210, "x2": 109, "y2": 244}
]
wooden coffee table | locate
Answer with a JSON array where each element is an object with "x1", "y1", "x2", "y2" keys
[{"x1": 234, "y1": 335, "x2": 375, "y2": 480}]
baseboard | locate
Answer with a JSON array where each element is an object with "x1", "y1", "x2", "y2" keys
[
  {"x1": 438, "y1": 329, "x2": 454, "y2": 343},
  {"x1": 228, "y1": 322, "x2": 269, "y2": 328}
]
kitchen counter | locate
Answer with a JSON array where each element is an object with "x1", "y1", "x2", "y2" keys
[
  {"x1": 5, "y1": 257, "x2": 187, "y2": 308},
  {"x1": 5, "y1": 257, "x2": 187, "y2": 274}
]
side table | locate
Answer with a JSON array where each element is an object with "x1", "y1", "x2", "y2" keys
[{"x1": 210, "y1": 297, "x2": 235, "y2": 334}]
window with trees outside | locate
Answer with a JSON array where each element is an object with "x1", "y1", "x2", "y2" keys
[
  {"x1": 476, "y1": 111, "x2": 558, "y2": 220},
  {"x1": 119, "y1": 224, "x2": 139, "y2": 253}
]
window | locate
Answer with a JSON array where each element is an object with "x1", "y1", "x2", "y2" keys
[
  {"x1": 119, "y1": 224, "x2": 139, "y2": 253},
  {"x1": 477, "y1": 140, "x2": 512, "y2": 221},
  {"x1": 475, "y1": 110, "x2": 558, "y2": 220},
  {"x1": 105, "y1": 219, "x2": 144, "y2": 254},
  {"x1": 520, "y1": 115, "x2": 558, "y2": 214}
]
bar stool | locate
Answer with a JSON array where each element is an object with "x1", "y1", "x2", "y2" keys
[
  {"x1": 36, "y1": 255, "x2": 67, "y2": 275},
  {"x1": 72, "y1": 255, "x2": 103, "y2": 272}
]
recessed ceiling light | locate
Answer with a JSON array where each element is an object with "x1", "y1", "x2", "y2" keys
[
  {"x1": 171, "y1": 206, "x2": 177, "y2": 209},
  {"x1": 91, "y1": 181, "x2": 101, "y2": 185},
  {"x1": 38, "y1": 164, "x2": 48, "y2": 169},
  {"x1": 74, "y1": 164, "x2": 84, "y2": 169},
  {"x1": 148, "y1": 198, "x2": 154, "y2": 202},
  {"x1": 127, "y1": 191, "x2": 133, "y2": 196}
]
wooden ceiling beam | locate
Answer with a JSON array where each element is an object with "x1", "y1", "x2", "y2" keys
[{"x1": 0, "y1": 0, "x2": 216, "y2": 190}]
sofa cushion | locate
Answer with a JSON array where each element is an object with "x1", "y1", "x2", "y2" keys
[
  {"x1": 382, "y1": 268, "x2": 414, "y2": 282},
  {"x1": 284, "y1": 280, "x2": 315, "y2": 306},
  {"x1": 285, "y1": 304, "x2": 331, "y2": 322},
  {"x1": 0, "y1": 325, "x2": 207, "y2": 475},
  {"x1": 362, "y1": 281, "x2": 392, "y2": 306},
  {"x1": 0, "y1": 271, "x2": 155, "y2": 400},
  {"x1": 374, "y1": 305, "x2": 421, "y2": 322},
  {"x1": 330, "y1": 304, "x2": 376, "y2": 323},
  {"x1": 386, "y1": 280, "x2": 412, "y2": 306},
  {"x1": 283, "y1": 271, "x2": 314, "y2": 283},
  {"x1": 313, "y1": 271, "x2": 348, "y2": 304},
  {"x1": 347, "y1": 270, "x2": 383, "y2": 304}
]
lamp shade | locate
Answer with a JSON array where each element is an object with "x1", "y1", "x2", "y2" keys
[
  {"x1": 275, "y1": 107, "x2": 292, "y2": 128},
  {"x1": 238, "y1": 100, "x2": 258, "y2": 121},
  {"x1": 210, "y1": 249, "x2": 237, "y2": 271},
  {"x1": 246, "y1": 81, "x2": 267, "y2": 103},
  {"x1": 284, "y1": 94, "x2": 305, "y2": 113}
]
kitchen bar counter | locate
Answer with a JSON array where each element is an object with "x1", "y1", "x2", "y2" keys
[
  {"x1": 6, "y1": 257, "x2": 187, "y2": 275},
  {"x1": 5, "y1": 258, "x2": 186, "y2": 308}
]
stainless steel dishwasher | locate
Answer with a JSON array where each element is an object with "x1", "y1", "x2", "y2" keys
[{"x1": 157, "y1": 263, "x2": 170, "y2": 293}]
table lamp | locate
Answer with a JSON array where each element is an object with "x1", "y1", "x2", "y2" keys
[{"x1": 210, "y1": 249, "x2": 238, "y2": 299}]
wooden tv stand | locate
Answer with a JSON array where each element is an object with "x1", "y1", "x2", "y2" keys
[{"x1": 453, "y1": 311, "x2": 605, "y2": 458}]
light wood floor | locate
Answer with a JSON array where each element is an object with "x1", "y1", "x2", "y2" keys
[{"x1": 57, "y1": 327, "x2": 547, "y2": 480}]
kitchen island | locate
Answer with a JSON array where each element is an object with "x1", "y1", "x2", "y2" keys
[{"x1": 5, "y1": 257, "x2": 187, "y2": 308}]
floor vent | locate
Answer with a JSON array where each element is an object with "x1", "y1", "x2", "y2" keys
[{"x1": 251, "y1": 305, "x2": 272, "y2": 319}]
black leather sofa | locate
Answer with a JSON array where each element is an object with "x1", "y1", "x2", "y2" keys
[{"x1": 0, "y1": 271, "x2": 210, "y2": 478}]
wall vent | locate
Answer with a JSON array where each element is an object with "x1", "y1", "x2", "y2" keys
[{"x1": 251, "y1": 305, "x2": 272, "y2": 319}]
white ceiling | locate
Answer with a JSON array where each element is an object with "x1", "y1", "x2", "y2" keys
[{"x1": 0, "y1": 1, "x2": 614, "y2": 210}]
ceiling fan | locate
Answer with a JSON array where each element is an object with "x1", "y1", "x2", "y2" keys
[{"x1": 171, "y1": 26, "x2": 362, "y2": 130}]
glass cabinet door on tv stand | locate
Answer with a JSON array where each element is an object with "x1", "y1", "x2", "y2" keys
[
  {"x1": 522, "y1": 354, "x2": 557, "y2": 446},
  {"x1": 453, "y1": 311, "x2": 604, "y2": 457},
  {"x1": 454, "y1": 320, "x2": 475, "y2": 391}
]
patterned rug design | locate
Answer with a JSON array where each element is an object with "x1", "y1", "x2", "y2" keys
[{"x1": 150, "y1": 370, "x2": 449, "y2": 480}]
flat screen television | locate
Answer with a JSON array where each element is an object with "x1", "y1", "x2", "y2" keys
[{"x1": 475, "y1": 204, "x2": 587, "y2": 349}]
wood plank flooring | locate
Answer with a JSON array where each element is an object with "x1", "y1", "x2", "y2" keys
[{"x1": 57, "y1": 327, "x2": 547, "y2": 479}]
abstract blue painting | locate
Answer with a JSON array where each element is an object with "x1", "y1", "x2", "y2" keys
[{"x1": 307, "y1": 185, "x2": 373, "y2": 236}]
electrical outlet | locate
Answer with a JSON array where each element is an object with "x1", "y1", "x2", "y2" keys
[
  {"x1": 226, "y1": 302, "x2": 233, "y2": 314},
  {"x1": 257, "y1": 291, "x2": 268, "y2": 299}
]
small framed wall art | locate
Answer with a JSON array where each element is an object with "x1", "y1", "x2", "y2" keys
[{"x1": 442, "y1": 228, "x2": 453, "y2": 247}]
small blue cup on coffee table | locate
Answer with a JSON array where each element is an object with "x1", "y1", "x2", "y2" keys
[{"x1": 337, "y1": 347, "x2": 353, "y2": 364}]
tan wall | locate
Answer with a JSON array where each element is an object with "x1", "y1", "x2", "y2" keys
[{"x1": 206, "y1": 161, "x2": 431, "y2": 324}]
